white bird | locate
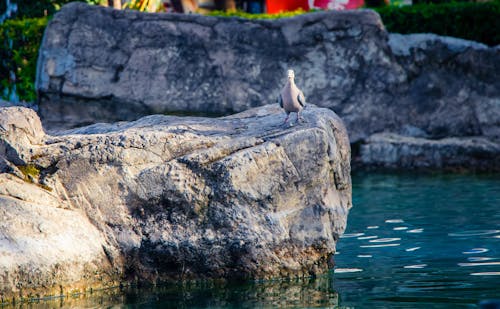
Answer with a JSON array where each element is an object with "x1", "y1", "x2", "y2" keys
[{"x1": 278, "y1": 69, "x2": 306, "y2": 125}]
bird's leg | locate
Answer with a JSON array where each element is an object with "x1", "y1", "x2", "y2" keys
[
  {"x1": 297, "y1": 110, "x2": 305, "y2": 123},
  {"x1": 283, "y1": 113, "x2": 290, "y2": 125}
]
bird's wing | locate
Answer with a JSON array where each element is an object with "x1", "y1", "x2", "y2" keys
[
  {"x1": 297, "y1": 91, "x2": 306, "y2": 107},
  {"x1": 277, "y1": 94, "x2": 283, "y2": 108}
]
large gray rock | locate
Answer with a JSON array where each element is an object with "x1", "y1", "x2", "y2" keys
[
  {"x1": 37, "y1": 3, "x2": 499, "y2": 144},
  {"x1": 358, "y1": 133, "x2": 500, "y2": 171},
  {"x1": 0, "y1": 105, "x2": 351, "y2": 301},
  {"x1": 38, "y1": 3, "x2": 398, "y2": 135}
]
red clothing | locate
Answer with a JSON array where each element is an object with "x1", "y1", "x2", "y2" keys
[
  {"x1": 266, "y1": 0, "x2": 308, "y2": 13},
  {"x1": 266, "y1": 0, "x2": 364, "y2": 13}
]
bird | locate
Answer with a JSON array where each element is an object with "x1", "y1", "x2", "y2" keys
[{"x1": 277, "y1": 69, "x2": 306, "y2": 125}]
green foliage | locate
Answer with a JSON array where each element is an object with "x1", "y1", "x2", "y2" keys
[
  {"x1": 17, "y1": 163, "x2": 52, "y2": 191},
  {"x1": 207, "y1": 8, "x2": 313, "y2": 19},
  {"x1": 375, "y1": 1, "x2": 500, "y2": 46},
  {"x1": 0, "y1": 17, "x2": 48, "y2": 102},
  {"x1": 123, "y1": 0, "x2": 162, "y2": 12},
  {"x1": 13, "y1": 0, "x2": 73, "y2": 18},
  {"x1": 365, "y1": 0, "x2": 389, "y2": 8},
  {"x1": 411, "y1": 0, "x2": 470, "y2": 5},
  {"x1": 7, "y1": 0, "x2": 101, "y2": 19},
  {"x1": 17, "y1": 164, "x2": 41, "y2": 179}
]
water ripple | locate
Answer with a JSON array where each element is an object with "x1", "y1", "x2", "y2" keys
[
  {"x1": 468, "y1": 257, "x2": 498, "y2": 262},
  {"x1": 393, "y1": 227, "x2": 408, "y2": 231},
  {"x1": 385, "y1": 219, "x2": 404, "y2": 224},
  {"x1": 407, "y1": 228, "x2": 424, "y2": 233},
  {"x1": 406, "y1": 247, "x2": 421, "y2": 252},
  {"x1": 341, "y1": 233, "x2": 365, "y2": 238},
  {"x1": 462, "y1": 248, "x2": 489, "y2": 254},
  {"x1": 470, "y1": 272, "x2": 500, "y2": 276},
  {"x1": 404, "y1": 264, "x2": 427, "y2": 269},
  {"x1": 357, "y1": 236, "x2": 378, "y2": 240},
  {"x1": 448, "y1": 230, "x2": 500, "y2": 237},
  {"x1": 458, "y1": 262, "x2": 500, "y2": 267},
  {"x1": 369, "y1": 238, "x2": 401, "y2": 243},
  {"x1": 360, "y1": 243, "x2": 400, "y2": 248},
  {"x1": 334, "y1": 268, "x2": 363, "y2": 273}
]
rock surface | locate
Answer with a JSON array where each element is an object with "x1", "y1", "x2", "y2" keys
[
  {"x1": 36, "y1": 3, "x2": 500, "y2": 170},
  {"x1": 358, "y1": 133, "x2": 500, "y2": 171},
  {"x1": 0, "y1": 105, "x2": 351, "y2": 301}
]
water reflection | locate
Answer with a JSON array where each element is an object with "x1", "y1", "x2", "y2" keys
[
  {"x1": 117, "y1": 278, "x2": 339, "y2": 308},
  {"x1": 2, "y1": 289, "x2": 127, "y2": 309},
  {"x1": 3, "y1": 277, "x2": 340, "y2": 308}
]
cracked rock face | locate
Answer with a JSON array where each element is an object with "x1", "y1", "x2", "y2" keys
[{"x1": 0, "y1": 105, "x2": 351, "y2": 300}]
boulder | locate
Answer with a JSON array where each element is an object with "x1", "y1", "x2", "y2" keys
[
  {"x1": 38, "y1": 3, "x2": 399, "y2": 134},
  {"x1": 0, "y1": 105, "x2": 351, "y2": 301},
  {"x1": 358, "y1": 133, "x2": 500, "y2": 171}
]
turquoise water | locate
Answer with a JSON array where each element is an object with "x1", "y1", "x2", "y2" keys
[
  {"x1": 12, "y1": 173, "x2": 500, "y2": 308},
  {"x1": 334, "y1": 172, "x2": 500, "y2": 308}
]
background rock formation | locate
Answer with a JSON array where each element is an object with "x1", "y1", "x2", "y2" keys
[
  {"x1": 0, "y1": 105, "x2": 351, "y2": 300},
  {"x1": 36, "y1": 3, "x2": 500, "y2": 170}
]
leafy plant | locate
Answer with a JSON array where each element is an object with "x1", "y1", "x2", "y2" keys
[
  {"x1": 17, "y1": 163, "x2": 52, "y2": 191},
  {"x1": 375, "y1": 1, "x2": 500, "y2": 46},
  {"x1": 207, "y1": 8, "x2": 312, "y2": 19},
  {"x1": 11, "y1": 0, "x2": 72, "y2": 18},
  {"x1": 17, "y1": 164, "x2": 40, "y2": 180},
  {"x1": 123, "y1": 0, "x2": 163, "y2": 12},
  {"x1": 0, "y1": 17, "x2": 48, "y2": 102}
]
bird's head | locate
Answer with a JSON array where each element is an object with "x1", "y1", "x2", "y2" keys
[{"x1": 287, "y1": 69, "x2": 295, "y2": 81}]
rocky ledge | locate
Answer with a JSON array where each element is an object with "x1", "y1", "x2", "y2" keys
[
  {"x1": 0, "y1": 105, "x2": 351, "y2": 301},
  {"x1": 358, "y1": 133, "x2": 500, "y2": 171}
]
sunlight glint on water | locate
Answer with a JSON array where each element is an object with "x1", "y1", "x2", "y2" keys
[{"x1": 334, "y1": 173, "x2": 500, "y2": 308}]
